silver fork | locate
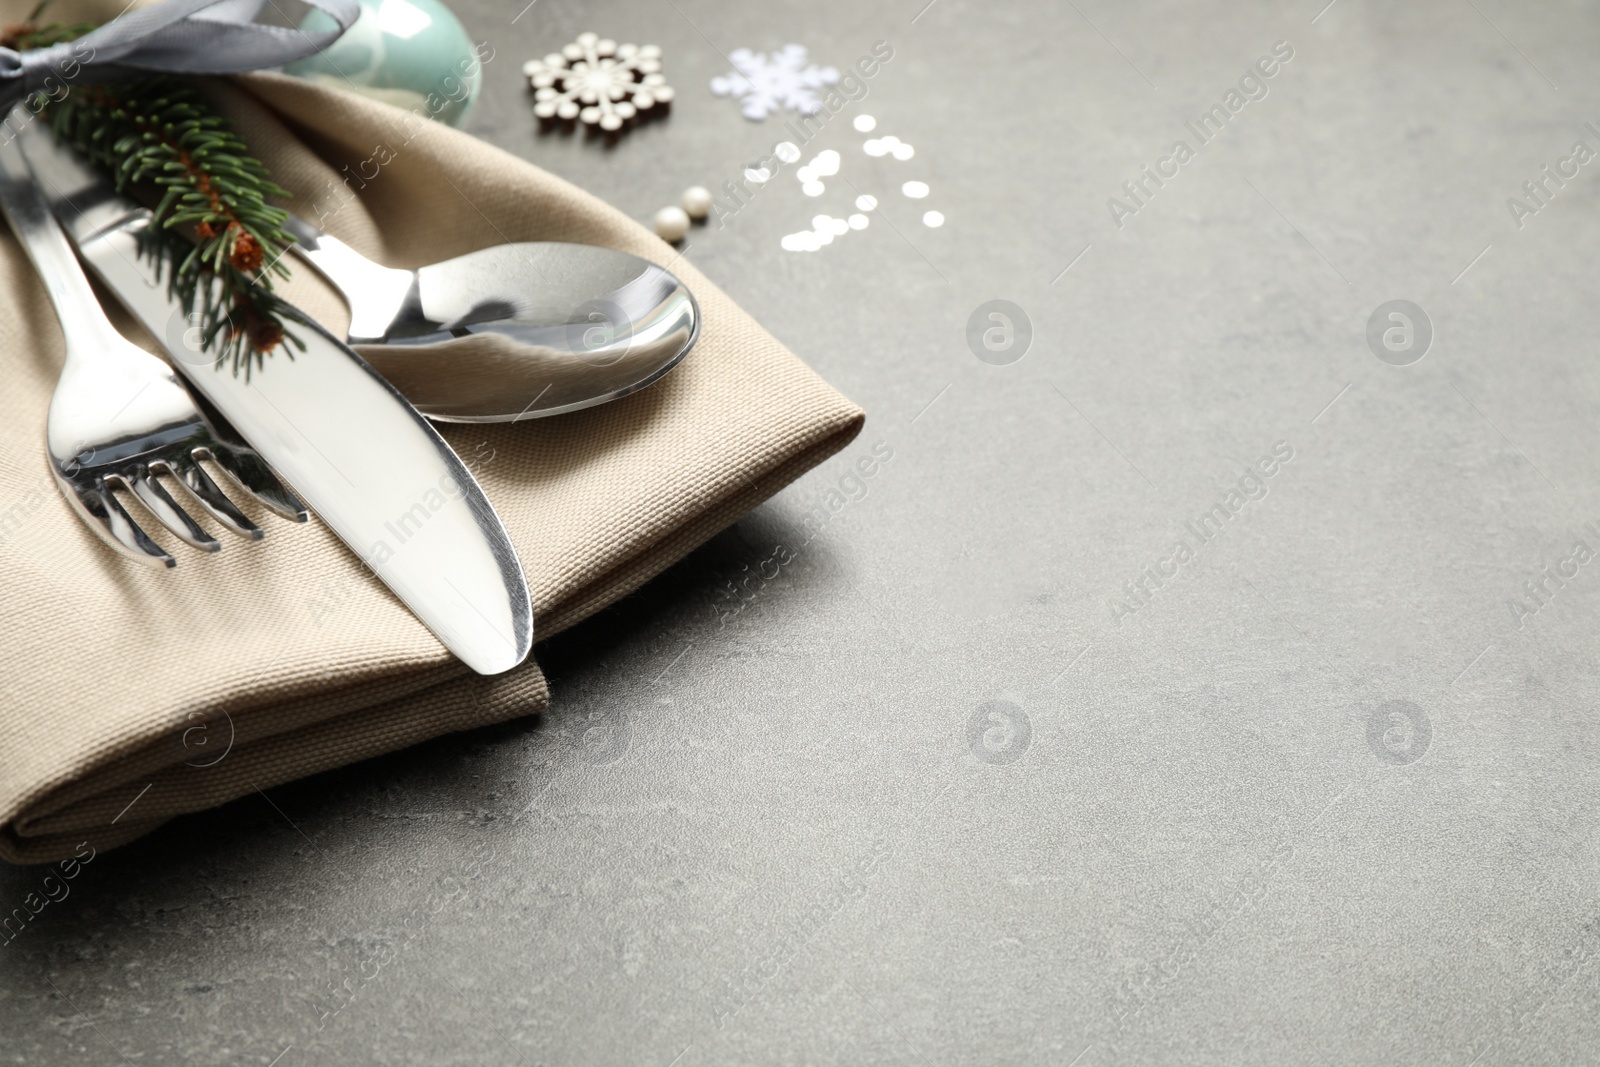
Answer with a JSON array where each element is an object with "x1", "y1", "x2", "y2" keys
[{"x1": 0, "y1": 118, "x2": 307, "y2": 568}]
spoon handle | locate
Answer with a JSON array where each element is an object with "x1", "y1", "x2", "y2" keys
[{"x1": 284, "y1": 214, "x2": 415, "y2": 343}]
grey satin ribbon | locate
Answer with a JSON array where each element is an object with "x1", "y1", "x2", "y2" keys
[{"x1": 0, "y1": 0, "x2": 359, "y2": 108}]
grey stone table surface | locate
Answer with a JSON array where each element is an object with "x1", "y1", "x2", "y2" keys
[{"x1": 6, "y1": 0, "x2": 1600, "y2": 1063}]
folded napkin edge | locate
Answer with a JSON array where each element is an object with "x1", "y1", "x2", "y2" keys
[{"x1": 1, "y1": 409, "x2": 864, "y2": 866}]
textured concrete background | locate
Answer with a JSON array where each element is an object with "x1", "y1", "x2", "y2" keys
[{"x1": 5, "y1": 0, "x2": 1600, "y2": 1063}]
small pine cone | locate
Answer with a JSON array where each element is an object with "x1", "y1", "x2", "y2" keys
[
  {"x1": 248, "y1": 319, "x2": 284, "y2": 353},
  {"x1": 229, "y1": 231, "x2": 264, "y2": 272}
]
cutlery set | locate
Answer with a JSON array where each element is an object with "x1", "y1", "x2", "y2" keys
[{"x1": 1, "y1": 108, "x2": 700, "y2": 676}]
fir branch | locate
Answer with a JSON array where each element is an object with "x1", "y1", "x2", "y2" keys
[
  {"x1": 12, "y1": 7, "x2": 304, "y2": 370},
  {"x1": 132, "y1": 224, "x2": 311, "y2": 378},
  {"x1": 45, "y1": 75, "x2": 307, "y2": 370}
]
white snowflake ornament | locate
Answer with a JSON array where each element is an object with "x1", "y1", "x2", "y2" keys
[
  {"x1": 711, "y1": 44, "x2": 839, "y2": 121},
  {"x1": 524, "y1": 32, "x2": 674, "y2": 132}
]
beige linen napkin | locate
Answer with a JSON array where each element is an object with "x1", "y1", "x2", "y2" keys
[{"x1": 0, "y1": 72, "x2": 863, "y2": 864}]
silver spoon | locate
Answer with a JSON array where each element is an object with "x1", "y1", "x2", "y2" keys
[{"x1": 284, "y1": 216, "x2": 699, "y2": 423}]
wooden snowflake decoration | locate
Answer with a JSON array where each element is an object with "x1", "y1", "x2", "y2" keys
[{"x1": 523, "y1": 32, "x2": 674, "y2": 132}]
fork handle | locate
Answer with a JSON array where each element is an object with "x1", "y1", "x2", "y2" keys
[{"x1": 0, "y1": 109, "x2": 122, "y2": 361}]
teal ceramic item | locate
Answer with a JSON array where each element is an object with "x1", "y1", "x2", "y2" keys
[{"x1": 283, "y1": 0, "x2": 482, "y2": 127}]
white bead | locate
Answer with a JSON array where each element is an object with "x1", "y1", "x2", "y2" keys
[
  {"x1": 653, "y1": 205, "x2": 690, "y2": 242},
  {"x1": 682, "y1": 186, "x2": 713, "y2": 219}
]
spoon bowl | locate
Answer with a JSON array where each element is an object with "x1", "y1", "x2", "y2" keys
[{"x1": 286, "y1": 218, "x2": 699, "y2": 422}]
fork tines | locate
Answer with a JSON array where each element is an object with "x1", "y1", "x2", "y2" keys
[{"x1": 59, "y1": 443, "x2": 307, "y2": 569}]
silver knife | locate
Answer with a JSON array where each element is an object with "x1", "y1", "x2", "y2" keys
[{"x1": 15, "y1": 119, "x2": 533, "y2": 677}]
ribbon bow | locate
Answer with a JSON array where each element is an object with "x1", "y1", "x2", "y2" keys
[{"x1": 0, "y1": 0, "x2": 359, "y2": 109}]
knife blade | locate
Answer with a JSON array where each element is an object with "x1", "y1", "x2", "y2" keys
[{"x1": 15, "y1": 119, "x2": 533, "y2": 676}]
